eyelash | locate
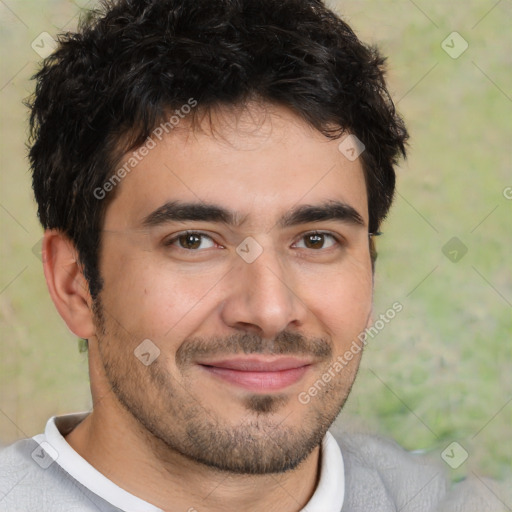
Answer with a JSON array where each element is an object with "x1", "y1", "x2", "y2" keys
[{"x1": 163, "y1": 230, "x2": 344, "y2": 252}]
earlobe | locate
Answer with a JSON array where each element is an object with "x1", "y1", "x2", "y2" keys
[{"x1": 42, "y1": 230, "x2": 96, "y2": 339}]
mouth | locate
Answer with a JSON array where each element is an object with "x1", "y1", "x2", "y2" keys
[{"x1": 197, "y1": 356, "x2": 313, "y2": 392}]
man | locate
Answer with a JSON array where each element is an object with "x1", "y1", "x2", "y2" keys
[{"x1": 0, "y1": 0, "x2": 506, "y2": 510}]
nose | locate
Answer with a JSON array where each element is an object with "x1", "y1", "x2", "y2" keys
[{"x1": 219, "y1": 244, "x2": 308, "y2": 340}]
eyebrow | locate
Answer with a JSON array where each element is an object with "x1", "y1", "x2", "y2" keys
[{"x1": 141, "y1": 199, "x2": 365, "y2": 230}]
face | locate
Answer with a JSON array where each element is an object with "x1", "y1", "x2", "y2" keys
[{"x1": 94, "y1": 103, "x2": 373, "y2": 474}]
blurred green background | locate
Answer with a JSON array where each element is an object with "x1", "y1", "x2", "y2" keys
[{"x1": 1, "y1": 0, "x2": 511, "y2": 486}]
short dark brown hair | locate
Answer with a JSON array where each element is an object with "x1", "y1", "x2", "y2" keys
[{"x1": 28, "y1": 0, "x2": 408, "y2": 298}]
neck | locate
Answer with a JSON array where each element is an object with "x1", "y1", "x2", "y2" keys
[{"x1": 65, "y1": 398, "x2": 322, "y2": 512}]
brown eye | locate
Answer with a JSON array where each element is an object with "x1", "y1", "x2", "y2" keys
[
  {"x1": 165, "y1": 232, "x2": 216, "y2": 250},
  {"x1": 295, "y1": 232, "x2": 339, "y2": 250}
]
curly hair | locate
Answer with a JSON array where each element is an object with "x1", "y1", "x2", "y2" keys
[{"x1": 28, "y1": 0, "x2": 408, "y2": 299}]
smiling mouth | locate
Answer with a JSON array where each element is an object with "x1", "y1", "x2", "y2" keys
[{"x1": 197, "y1": 356, "x2": 313, "y2": 392}]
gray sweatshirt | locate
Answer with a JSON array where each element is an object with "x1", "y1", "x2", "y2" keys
[{"x1": 0, "y1": 417, "x2": 509, "y2": 511}]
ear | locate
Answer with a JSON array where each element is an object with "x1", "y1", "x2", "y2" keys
[{"x1": 42, "y1": 229, "x2": 96, "y2": 339}]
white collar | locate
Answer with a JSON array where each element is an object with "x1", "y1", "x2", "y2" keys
[
  {"x1": 306, "y1": 430, "x2": 345, "y2": 511},
  {"x1": 36, "y1": 413, "x2": 344, "y2": 512}
]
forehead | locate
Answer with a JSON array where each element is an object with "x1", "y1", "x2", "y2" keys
[{"x1": 102, "y1": 103, "x2": 369, "y2": 231}]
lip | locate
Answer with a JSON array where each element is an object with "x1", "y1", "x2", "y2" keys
[{"x1": 198, "y1": 357, "x2": 313, "y2": 392}]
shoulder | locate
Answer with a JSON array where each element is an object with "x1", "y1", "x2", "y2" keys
[
  {"x1": 0, "y1": 438, "x2": 118, "y2": 512},
  {"x1": 333, "y1": 428, "x2": 447, "y2": 511},
  {"x1": 329, "y1": 426, "x2": 510, "y2": 512}
]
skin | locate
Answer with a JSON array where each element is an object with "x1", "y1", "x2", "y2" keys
[{"x1": 44, "y1": 102, "x2": 374, "y2": 512}]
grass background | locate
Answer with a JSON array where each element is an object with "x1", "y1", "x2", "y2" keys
[{"x1": 1, "y1": 0, "x2": 511, "y2": 488}]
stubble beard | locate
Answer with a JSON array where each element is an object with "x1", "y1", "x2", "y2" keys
[{"x1": 93, "y1": 297, "x2": 359, "y2": 475}]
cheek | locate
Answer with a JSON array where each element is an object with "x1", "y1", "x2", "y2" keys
[
  {"x1": 300, "y1": 255, "x2": 373, "y2": 344},
  {"x1": 98, "y1": 237, "x2": 373, "y2": 348},
  {"x1": 99, "y1": 246, "x2": 224, "y2": 339}
]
